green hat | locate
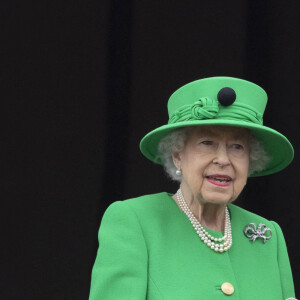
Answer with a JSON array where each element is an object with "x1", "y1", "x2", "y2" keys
[{"x1": 140, "y1": 76, "x2": 294, "y2": 177}]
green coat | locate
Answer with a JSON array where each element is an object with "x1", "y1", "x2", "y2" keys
[{"x1": 89, "y1": 192, "x2": 295, "y2": 299}]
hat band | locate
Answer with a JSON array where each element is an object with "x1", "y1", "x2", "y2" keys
[{"x1": 168, "y1": 97, "x2": 263, "y2": 125}]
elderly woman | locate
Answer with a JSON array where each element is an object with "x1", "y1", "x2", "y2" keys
[{"x1": 89, "y1": 77, "x2": 296, "y2": 299}]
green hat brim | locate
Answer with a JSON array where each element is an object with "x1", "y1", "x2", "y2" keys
[{"x1": 139, "y1": 120, "x2": 294, "y2": 177}]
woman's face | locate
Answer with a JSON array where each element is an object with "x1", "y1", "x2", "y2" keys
[{"x1": 173, "y1": 125, "x2": 250, "y2": 205}]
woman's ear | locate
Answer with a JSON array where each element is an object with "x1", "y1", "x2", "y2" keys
[{"x1": 172, "y1": 152, "x2": 181, "y2": 170}]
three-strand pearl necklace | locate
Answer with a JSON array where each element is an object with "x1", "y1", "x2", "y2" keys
[{"x1": 176, "y1": 188, "x2": 232, "y2": 253}]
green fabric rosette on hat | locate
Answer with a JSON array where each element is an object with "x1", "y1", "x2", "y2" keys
[{"x1": 140, "y1": 76, "x2": 294, "y2": 177}]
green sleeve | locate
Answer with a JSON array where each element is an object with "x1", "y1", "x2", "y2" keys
[
  {"x1": 89, "y1": 201, "x2": 148, "y2": 300},
  {"x1": 271, "y1": 221, "x2": 296, "y2": 299}
]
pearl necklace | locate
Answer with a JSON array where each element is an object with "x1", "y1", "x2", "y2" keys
[{"x1": 176, "y1": 188, "x2": 232, "y2": 253}]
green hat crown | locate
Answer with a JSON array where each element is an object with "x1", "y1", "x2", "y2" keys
[{"x1": 167, "y1": 77, "x2": 267, "y2": 125}]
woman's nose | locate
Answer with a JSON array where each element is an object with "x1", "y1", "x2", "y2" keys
[{"x1": 212, "y1": 145, "x2": 231, "y2": 166}]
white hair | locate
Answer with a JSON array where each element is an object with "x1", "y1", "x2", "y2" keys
[{"x1": 157, "y1": 127, "x2": 270, "y2": 182}]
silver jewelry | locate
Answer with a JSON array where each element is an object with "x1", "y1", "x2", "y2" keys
[
  {"x1": 175, "y1": 169, "x2": 182, "y2": 176},
  {"x1": 176, "y1": 188, "x2": 232, "y2": 253},
  {"x1": 244, "y1": 223, "x2": 272, "y2": 243}
]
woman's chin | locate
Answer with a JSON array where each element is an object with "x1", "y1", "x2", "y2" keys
[{"x1": 199, "y1": 192, "x2": 234, "y2": 205}]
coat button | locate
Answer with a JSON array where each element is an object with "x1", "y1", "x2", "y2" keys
[{"x1": 221, "y1": 282, "x2": 234, "y2": 295}]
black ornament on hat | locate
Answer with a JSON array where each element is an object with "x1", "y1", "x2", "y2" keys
[{"x1": 217, "y1": 87, "x2": 236, "y2": 106}]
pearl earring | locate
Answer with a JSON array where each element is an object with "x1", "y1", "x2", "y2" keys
[{"x1": 175, "y1": 169, "x2": 182, "y2": 176}]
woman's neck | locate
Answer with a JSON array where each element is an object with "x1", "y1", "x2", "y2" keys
[{"x1": 173, "y1": 188, "x2": 227, "y2": 232}]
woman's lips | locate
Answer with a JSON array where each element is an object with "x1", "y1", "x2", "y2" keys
[{"x1": 206, "y1": 174, "x2": 232, "y2": 187}]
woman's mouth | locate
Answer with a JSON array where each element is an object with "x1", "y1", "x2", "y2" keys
[{"x1": 206, "y1": 174, "x2": 232, "y2": 187}]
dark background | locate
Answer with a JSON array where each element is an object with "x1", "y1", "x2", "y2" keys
[{"x1": 2, "y1": 1, "x2": 299, "y2": 299}]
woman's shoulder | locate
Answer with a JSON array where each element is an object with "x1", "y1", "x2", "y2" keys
[
  {"x1": 103, "y1": 192, "x2": 173, "y2": 218},
  {"x1": 123, "y1": 191, "x2": 172, "y2": 205},
  {"x1": 229, "y1": 203, "x2": 269, "y2": 222},
  {"x1": 229, "y1": 203, "x2": 282, "y2": 235}
]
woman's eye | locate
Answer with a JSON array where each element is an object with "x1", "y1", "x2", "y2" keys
[
  {"x1": 201, "y1": 141, "x2": 213, "y2": 146},
  {"x1": 232, "y1": 144, "x2": 244, "y2": 150}
]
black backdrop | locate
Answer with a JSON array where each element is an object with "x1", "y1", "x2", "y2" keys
[{"x1": 2, "y1": 1, "x2": 300, "y2": 299}]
